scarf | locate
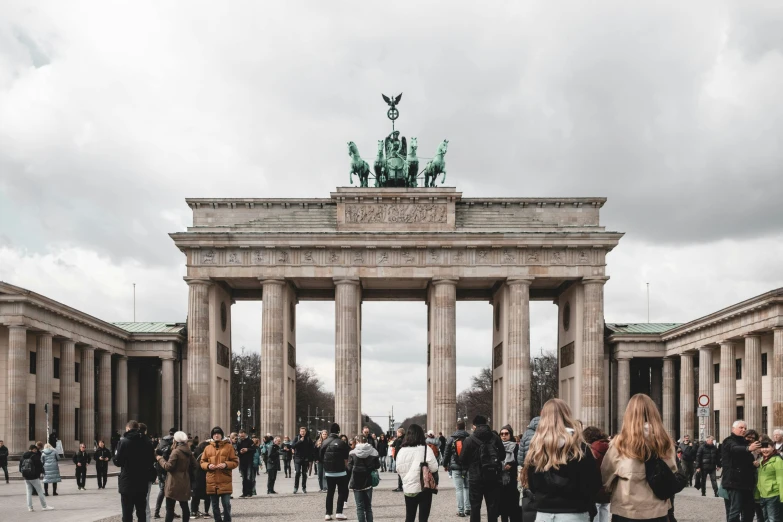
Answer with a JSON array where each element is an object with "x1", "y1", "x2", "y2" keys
[{"x1": 503, "y1": 441, "x2": 517, "y2": 464}]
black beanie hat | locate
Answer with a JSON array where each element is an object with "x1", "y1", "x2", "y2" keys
[
  {"x1": 330, "y1": 423, "x2": 340, "y2": 434},
  {"x1": 211, "y1": 426, "x2": 225, "y2": 438}
]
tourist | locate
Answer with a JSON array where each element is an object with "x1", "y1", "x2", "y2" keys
[
  {"x1": 21, "y1": 444, "x2": 52, "y2": 511},
  {"x1": 282, "y1": 436, "x2": 293, "y2": 478},
  {"x1": 678, "y1": 434, "x2": 697, "y2": 487},
  {"x1": 139, "y1": 422, "x2": 157, "y2": 522},
  {"x1": 377, "y1": 434, "x2": 388, "y2": 472},
  {"x1": 602, "y1": 394, "x2": 678, "y2": 522},
  {"x1": 498, "y1": 425, "x2": 520, "y2": 522},
  {"x1": 115, "y1": 420, "x2": 156, "y2": 522},
  {"x1": 517, "y1": 417, "x2": 540, "y2": 467},
  {"x1": 41, "y1": 443, "x2": 61, "y2": 496},
  {"x1": 73, "y1": 442, "x2": 91, "y2": 490},
  {"x1": 251, "y1": 437, "x2": 261, "y2": 495},
  {"x1": 754, "y1": 435, "x2": 783, "y2": 522},
  {"x1": 695, "y1": 435, "x2": 721, "y2": 497},
  {"x1": 156, "y1": 431, "x2": 196, "y2": 522},
  {"x1": 320, "y1": 423, "x2": 351, "y2": 521},
  {"x1": 0, "y1": 439, "x2": 8, "y2": 484},
  {"x1": 348, "y1": 434, "x2": 381, "y2": 522},
  {"x1": 438, "y1": 432, "x2": 447, "y2": 459},
  {"x1": 460, "y1": 414, "x2": 505, "y2": 522},
  {"x1": 292, "y1": 426, "x2": 314, "y2": 494},
  {"x1": 443, "y1": 420, "x2": 471, "y2": 518},
  {"x1": 190, "y1": 436, "x2": 200, "y2": 454},
  {"x1": 155, "y1": 428, "x2": 176, "y2": 518},
  {"x1": 48, "y1": 430, "x2": 57, "y2": 449},
  {"x1": 266, "y1": 436, "x2": 281, "y2": 494},
  {"x1": 774, "y1": 429, "x2": 783, "y2": 452},
  {"x1": 315, "y1": 429, "x2": 329, "y2": 492},
  {"x1": 720, "y1": 420, "x2": 761, "y2": 522},
  {"x1": 425, "y1": 430, "x2": 441, "y2": 464},
  {"x1": 237, "y1": 429, "x2": 255, "y2": 498},
  {"x1": 95, "y1": 440, "x2": 112, "y2": 489},
  {"x1": 388, "y1": 436, "x2": 396, "y2": 473},
  {"x1": 395, "y1": 423, "x2": 439, "y2": 522},
  {"x1": 190, "y1": 440, "x2": 211, "y2": 519},
  {"x1": 260, "y1": 435, "x2": 270, "y2": 473},
  {"x1": 583, "y1": 426, "x2": 611, "y2": 522},
  {"x1": 392, "y1": 428, "x2": 406, "y2": 492},
  {"x1": 200, "y1": 426, "x2": 238, "y2": 522},
  {"x1": 362, "y1": 426, "x2": 376, "y2": 449}
]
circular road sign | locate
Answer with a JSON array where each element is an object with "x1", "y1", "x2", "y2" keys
[{"x1": 698, "y1": 394, "x2": 710, "y2": 407}]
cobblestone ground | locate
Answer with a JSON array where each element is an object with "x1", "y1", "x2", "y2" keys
[{"x1": 0, "y1": 468, "x2": 726, "y2": 522}]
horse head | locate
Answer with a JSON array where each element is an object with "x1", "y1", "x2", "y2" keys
[
  {"x1": 408, "y1": 137, "x2": 418, "y2": 157},
  {"x1": 377, "y1": 140, "x2": 385, "y2": 157},
  {"x1": 348, "y1": 141, "x2": 358, "y2": 157},
  {"x1": 438, "y1": 139, "x2": 449, "y2": 156}
]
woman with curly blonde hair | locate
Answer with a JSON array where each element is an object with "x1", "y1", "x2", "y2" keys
[
  {"x1": 522, "y1": 398, "x2": 601, "y2": 522},
  {"x1": 601, "y1": 393, "x2": 677, "y2": 521}
]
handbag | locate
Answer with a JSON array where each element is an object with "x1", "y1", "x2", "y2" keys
[
  {"x1": 693, "y1": 470, "x2": 702, "y2": 490},
  {"x1": 420, "y1": 446, "x2": 438, "y2": 494},
  {"x1": 370, "y1": 469, "x2": 380, "y2": 488}
]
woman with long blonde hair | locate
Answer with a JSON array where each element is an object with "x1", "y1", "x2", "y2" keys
[
  {"x1": 601, "y1": 393, "x2": 677, "y2": 521},
  {"x1": 522, "y1": 398, "x2": 601, "y2": 522}
]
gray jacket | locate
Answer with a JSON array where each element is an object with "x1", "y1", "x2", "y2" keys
[
  {"x1": 41, "y1": 448, "x2": 62, "y2": 483},
  {"x1": 517, "y1": 416, "x2": 540, "y2": 467}
]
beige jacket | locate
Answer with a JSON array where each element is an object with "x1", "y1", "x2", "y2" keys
[{"x1": 600, "y1": 443, "x2": 677, "y2": 519}]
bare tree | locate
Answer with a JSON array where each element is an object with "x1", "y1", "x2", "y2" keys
[{"x1": 531, "y1": 353, "x2": 559, "y2": 416}]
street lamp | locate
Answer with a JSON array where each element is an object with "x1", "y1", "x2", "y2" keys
[{"x1": 234, "y1": 359, "x2": 252, "y2": 431}]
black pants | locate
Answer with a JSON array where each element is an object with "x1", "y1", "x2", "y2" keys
[
  {"x1": 267, "y1": 470, "x2": 278, "y2": 493},
  {"x1": 325, "y1": 476, "x2": 349, "y2": 515},
  {"x1": 469, "y1": 481, "x2": 499, "y2": 522},
  {"x1": 404, "y1": 490, "x2": 433, "y2": 522},
  {"x1": 166, "y1": 497, "x2": 190, "y2": 522},
  {"x1": 499, "y1": 482, "x2": 521, "y2": 522},
  {"x1": 97, "y1": 464, "x2": 108, "y2": 488},
  {"x1": 701, "y1": 469, "x2": 718, "y2": 495},
  {"x1": 612, "y1": 516, "x2": 668, "y2": 522},
  {"x1": 241, "y1": 465, "x2": 253, "y2": 496},
  {"x1": 190, "y1": 492, "x2": 211, "y2": 514},
  {"x1": 294, "y1": 460, "x2": 308, "y2": 490},
  {"x1": 726, "y1": 488, "x2": 756, "y2": 522},
  {"x1": 121, "y1": 491, "x2": 148, "y2": 522},
  {"x1": 1, "y1": 464, "x2": 8, "y2": 482},
  {"x1": 284, "y1": 459, "x2": 292, "y2": 477},
  {"x1": 76, "y1": 466, "x2": 87, "y2": 488},
  {"x1": 681, "y1": 460, "x2": 694, "y2": 485},
  {"x1": 43, "y1": 482, "x2": 57, "y2": 495}
]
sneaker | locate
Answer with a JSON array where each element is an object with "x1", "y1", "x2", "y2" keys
[
  {"x1": 325, "y1": 516, "x2": 333, "y2": 521},
  {"x1": 42, "y1": 506, "x2": 55, "y2": 511},
  {"x1": 458, "y1": 513, "x2": 466, "y2": 518},
  {"x1": 344, "y1": 501, "x2": 349, "y2": 508},
  {"x1": 293, "y1": 488, "x2": 298, "y2": 494},
  {"x1": 29, "y1": 508, "x2": 34, "y2": 512},
  {"x1": 303, "y1": 488, "x2": 307, "y2": 494},
  {"x1": 465, "y1": 511, "x2": 471, "y2": 516},
  {"x1": 53, "y1": 493, "x2": 58, "y2": 496},
  {"x1": 336, "y1": 515, "x2": 347, "y2": 521}
]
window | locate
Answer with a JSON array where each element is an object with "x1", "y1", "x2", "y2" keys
[
  {"x1": 763, "y1": 407, "x2": 769, "y2": 432},
  {"x1": 75, "y1": 362, "x2": 80, "y2": 383},
  {"x1": 54, "y1": 357, "x2": 60, "y2": 379},
  {"x1": 714, "y1": 363, "x2": 720, "y2": 384},
  {"x1": 29, "y1": 351, "x2": 37, "y2": 374},
  {"x1": 29, "y1": 404, "x2": 36, "y2": 441},
  {"x1": 762, "y1": 353, "x2": 768, "y2": 377},
  {"x1": 714, "y1": 410, "x2": 720, "y2": 439},
  {"x1": 75, "y1": 408, "x2": 80, "y2": 441},
  {"x1": 737, "y1": 406, "x2": 744, "y2": 420},
  {"x1": 736, "y1": 358, "x2": 742, "y2": 380}
]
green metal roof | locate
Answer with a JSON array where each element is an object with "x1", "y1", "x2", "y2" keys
[
  {"x1": 112, "y1": 322, "x2": 186, "y2": 334},
  {"x1": 606, "y1": 323, "x2": 682, "y2": 334}
]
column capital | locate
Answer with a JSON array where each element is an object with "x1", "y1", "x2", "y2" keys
[
  {"x1": 431, "y1": 277, "x2": 459, "y2": 287},
  {"x1": 260, "y1": 277, "x2": 287, "y2": 286},
  {"x1": 680, "y1": 351, "x2": 695, "y2": 359},
  {"x1": 743, "y1": 333, "x2": 762, "y2": 339},
  {"x1": 333, "y1": 276, "x2": 361, "y2": 286},
  {"x1": 81, "y1": 345, "x2": 95, "y2": 353},
  {"x1": 117, "y1": 354, "x2": 129, "y2": 361},
  {"x1": 663, "y1": 355, "x2": 673, "y2": 360},
  {"x1": 183, "y1": 277, "x2": 213, "y2": 286},
  {"x1": 719, "y1": 340, "x2": 736, "y2": 348},
  {"x1": 506, "y1": 276, "x2": 535, "y2": 286},
  {"x1": 699, "y1": 345, "x2": 714, "y2": 352},
  {"x1": 582, "y1": 276, "x2": 610, "y2": 285},
  {"x1": 61, "y1": 338, "x2": 77, "y2": 346},
  {"x1": 7, "y1": 323, "x2": 27, "y2": 330},
  {"x1": 36, "y1": 332, "x2": 53, "y2": 339}
]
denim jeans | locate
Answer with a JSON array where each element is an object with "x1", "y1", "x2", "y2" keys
[
  {"x1": 354, "y1": 488, "x2": 374, "y2": 522},
  {"x1": 535, "y1": 513, "x2": 589, "y2": 522},
  {"x1": 726, "y1": 488, "x2": 755, "y2": 522},
  {"x1": 318, "y1": 463, "x2": 326, "y2": 490},
  {"x1": 146, "y1": 481, "x2": 153, "y2": 521},
  {"x1": 25, "y1": 479, "x2": 47, "y2": 509},
  {"x1": 210, "y1": 493, "x2": 232, "y2": 522},
  {"x1": 595, "y1": 503, "x2": 610, "y2": 522},
  {"x1": 453, "y1": 471, "x2": 470, "y2": 515},
  {"x1": 389, "y1": 457, "x2": 396, "y2": 473},
  {"x1": 762, "y1": 497, "x2": 781, "y2": 522}
]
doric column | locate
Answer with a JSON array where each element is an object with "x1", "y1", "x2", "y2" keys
[
  {"x1": 8, "y1": 325, "x2": 28, "y2": 453},
  {"x1": 161, "y1": 357, "x2": 175, "y2": 432},
  {"x1": 431, "y1": 277, "x2": 459, "y2": 437},
  {"x1": 334, "y1": 277, "x2": 361, "y2": 437},
  {"x1": 60, "y1": 340, "x2": 77, "y2": 452},
  {"x1": 719, "y1": 342, "x2": 737, "y2": 441},
  {"x1": 663, "y1": 357, "x2": 676, "y2": 436},
  {"x1": 774, "y1": 328, "x2": 783, "y2": 431},
  {"x1": 35, "y1": 333, "x2": 54, "y2": 442},
  {"x1": 745, "y1": 335, "x2": 762, "y2": 432},
  {"x1": 128, "y1": 362, "x2": 140, "y2": 422},
  {"x1": 80, "y1": 346, "x2": 95, "y2": 445},
  {"x1": 650, "y1": 360, "x2": 663, "y2": 412},
  {"x1": 617, "y1": 358, "x2": 631, "y2": 429},
  {"x1": 186, "y1": 278, "x2": 211, "y2": 439},
  {"x1": 698, "y1": 346, "x2": 715, "y2": 439},
  {"x1": 260, "y1": 278, "x2": 286, "y2": 437},
  {"x1": 680, "y1": 352, "x2": 695, "y2": 439},
  {"x1": 97, "y1": 351, "x2": 112, "y2": 441},
  {"x1": 115, "y1": 356, "x2": 128, "y2": 433},
  {"x1": 581, "y1": 277, "x2": 608, "y2": 429}
]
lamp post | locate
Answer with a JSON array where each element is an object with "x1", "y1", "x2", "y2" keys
[{"x1": 234, "y1": 359, "x2": 251, "y2": 432}]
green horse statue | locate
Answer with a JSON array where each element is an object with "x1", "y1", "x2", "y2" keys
[
  {"x1": 374, "y1": 139, "x2": 386, "y2": 187},
  {"x1": 423, "y1": 139, "x2": 448, "y2": 187},
  {"x1": 348, "y1": 141, "x2": 371, "y2": 187},
  {"x1": 406, "y1": 137, "x2": 419, "y2": 187}
]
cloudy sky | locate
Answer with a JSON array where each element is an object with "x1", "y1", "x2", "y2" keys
[{"x1": 1, "y1": 1, "x2": 782, "y2": 424}]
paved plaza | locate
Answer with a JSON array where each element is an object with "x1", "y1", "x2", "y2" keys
[{"x1": 1, "y1": 465, "x2": 725, "y2": 522}]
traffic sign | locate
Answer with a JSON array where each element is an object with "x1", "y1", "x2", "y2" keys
[
  {"x1": 697, "y1": 407, "x2": 710, "y2": 417},
  {"x1": 698, "y1": 394, "x2": 710, "y2": 407}
]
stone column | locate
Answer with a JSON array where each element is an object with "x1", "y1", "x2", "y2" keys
[
  {"x1": 35, "y1": 333, "x2": 54, "y2": 442},
  {"x1": 617, "y1": 358, "x2": 631, "y2": 428},
  {"x1": 745, "y1": 335, "x2": 762, "y2": 432},
  {"x1": 581, "y1": 277, "x2": 608, "y2": 429},
  {"x1": 97, "y1": 351, "x2": 112, "y2": 441},
  {"x1": 80, "y1": 346, "x2": 95, "y2": 445},
  {"x1": 115, "y1": 356, "x2": 128, "y2": 433},
  {"x1": 662, "y1": 357, "x2": 676, "y2": 436},
  {"x1": 774, "y1": 328, "x2": 783, "y2": 431},
  {"x1": 719, "y1": 342, "x2": 736, "y2": 441},
  {"x1": 186, "y1": 278, "x2": 211, "y2": 439},
  {"x1": 431, "y1": 277, "x2": 459, "y2": 437},
  {"x1": 260, "y1": 278, "x2": 286, "y2": 437},
  {"x1": 698, "y1": 346, "x2": 714, "y2": 439},
  {"x1": 60, "y1": 340, "x2": 77, "y2": 452},
  {"x1": 334, "y1": 277, "x2": 361, "y2": 437},
  {"x1": 8, "y1": 325, "x2": 28, "y2": 453},
  {"x1": 161, "y1": 358, "x2": 175, "y2": 432},
  {"x1": 128, "y1": 362, "x2": 140, "y2": 422},
  {"x1": 680, "y1": 352, "x2": 695, "y2": 439}
]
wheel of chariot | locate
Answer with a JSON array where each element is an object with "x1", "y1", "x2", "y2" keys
[{"x1": 387, "y1": 108, "x2": 399, "y2": 120}]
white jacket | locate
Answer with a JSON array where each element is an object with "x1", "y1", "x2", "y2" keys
[{"x1": 395, "y1": 445, "x2": 439, "y2": 495}]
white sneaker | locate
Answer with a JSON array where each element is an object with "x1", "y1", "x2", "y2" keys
[
  {"x1": 336, "y1": 514, "x2": 347, "y2": 521},
  {"x1": 28, "y1": 507, "x2": 34, "y2": 512},
  {"x1": 325, "y1": 516, "x2": 333, "y2": 521},
  {"x1": 42, "y1": 506, "x2": 54, "y2": 511}
]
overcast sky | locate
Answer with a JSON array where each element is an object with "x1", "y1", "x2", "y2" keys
[{"x1": 2, "y1": 1, "x2": 782, "y2": 425}]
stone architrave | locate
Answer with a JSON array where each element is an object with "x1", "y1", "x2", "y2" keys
[
  {"x1": 334, "y1": 277, "x2": 361, "y2": 437},
  {"x1": 35, "y1": 333, "x2": 54, "y2": 443},
  {"x1": 8, "y1": 325, "x2": 28, "y2": 453},
  {"x1": 80, "y1": 346, "x2": 95, "y2": 446},
  {"x1": 161, "y1": 358, "x2": 175, "y2": 432},
  {"x1": 581, "y1": 277, "x2": 608, "y2": 429},
  {"x1": 430, "y1": 277, "x2": 458, "y2": 437},
  {"x1": 745, "y1": 335, "x2": 762, "y2": 432},
  {"x1": 97, "y1": 351, "x2": 112, "y2": 441},
  {"x1": 698, "y1": 346, "x2": 714, "y2": 439},
  {"x1": 719, "y1": 342, "x2": 736, "y2": 441},
  {"x1": 662, "y1": 357, "x2": 676, "y2": 436},
  {"x1": 680, "y1": 352, "x2": 695, "y2": 439},
  {"x1": 115, "y1": 356, "x2": 128, "y2": 433},
  {"x1": 60, "y1": 340, "x2": 77, "y2": 452},
  {"x1": 260, "y1": 278, "x2": 286, "y2": 437},
  {"x1": 186, "y1": 278, "x2": 212, "y2": 440},
  {"x1": 775, "y1": 328, "x2": 783, "y2": 431}
]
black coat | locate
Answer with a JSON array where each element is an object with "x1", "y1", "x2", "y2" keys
[
  {"x1": 320, "y1": 434, "x2": 350, "y2": 474},
  {"x1": 237, "y1": 437, "x2": 255, "y2": 468},
  {"x1": 721, "y1": 433, "x2": 755, "y2": 491},
  {"x1": 114, "y1": 429, "x2": 156, "y2": 495},
  {"x1": 460, "y1": 424, "x2": 506, "y2": 484},
  {"x1": 292, "y1": 433, "x2": 315, "y2": 463},
  {"x1": 525, "y1": 443, "x2": 601, "y2": 514},
  {"x1": 191, "y1": 445, "x2": 209, "y2": 497},
  {"x1": 377, "y1": 439, "x2": 388, "y2": 457},
  {"x1": 443, "y1": 429, "x2": 471, "y2": 471},
  {"x1": 679, "y1": 442, "x2": 697, "y2": 462},
  {"x1": 20, "y1": 451, "x2": 44, "y2": 478},
  {"x1": 697, "y1": 443, "x2": 721, "y2": 471},
  {"x1": 347, "y1": 450, "x2": 380, "y2": 490},
  {"x1": 0, "y1": 445, "x2": 8, "y2": 467},
  {"x1": 73, "y1": 450, "x2": 91, "y2": 466},
  {"x1": 267, "y1": 444, "x2": 281, "y2": 472},
  {"x1": 95, "y1": 447, "x2": 112, "y2": 469}
]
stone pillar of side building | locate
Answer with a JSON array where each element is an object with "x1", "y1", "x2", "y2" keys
[
  {"x1": 115, "y1": 356, "x2": 128, "y2": 433},
  {"x1": 8, "y1": 325, "x2": 29, "y2": 453},
  {"x1": 161, "y1": 357, "x2": 175, "y2": 433},
  {"x1": 97, "y1": 350, "x2": 112, "y2": 442},
  {"x1": 334, "y1": 277, "x2": 362, "y2": 438},
  {"x1": 35, "y1": 333, "x2": 54, "y2": 443},
  {"x1": 774, "y1": 328, "x2": 783, "y2": 431},
  {"x1": 719, "y1": 341, "x2": 737, "y2": 441},
  {"x1": 581, "y1": 277, "x2": 608, "y2": 430},
  {"x1": 80, "y1": 346, "x2": 95, "y2": 446},
  {"x1": 680, "y1": 352, "x2": 695, "y2": 440},
  {"x1": 186, "y1": 278, "x2": 212, "y2": 441},
  {"x1": 662, "y1": 357, "x2": 676, "y2": 436},
  {"x1": 428, "y1": 277, "x2": 458, "y2": 437},
  {"x1": 60, "y1": 340, "x2": 77, "y2": 452},
  {"x1": 128, "y1": 362, "x2": 140, "y2": 422},
  {"x1": 744, "y1": 335, "x2": 762, "y2": 432},
  {"x1": 260, "y1": 278, "x2": 287, "y2": 437},
  {"x1": 650, "y1": 360, "x2": 663, "y2": 412},
  {"x1": 616, "y1": 358, "x2": 631, "y2": 429},
  {"x1": 698, "y1": 346, "x2": 715, "y2": 440}
]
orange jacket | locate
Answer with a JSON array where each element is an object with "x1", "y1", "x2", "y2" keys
[{"x1": 199, "y1": 439, "x2": 238, "y2": 496}]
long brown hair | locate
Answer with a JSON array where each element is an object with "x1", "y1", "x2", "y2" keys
[
  {"x1": 613, "y1": 393, "x2": 672, "y2": 461},
  {"x1": 525, "y1": 398, "x2": 585, "y2": 474}
]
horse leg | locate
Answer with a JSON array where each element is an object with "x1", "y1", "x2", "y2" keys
[
  {"x1": 441, "y1": 170, "x2": 446, "y2": 185},
  {"x1": 350, "y1": 171, "x2": 354, "y2": 185}
]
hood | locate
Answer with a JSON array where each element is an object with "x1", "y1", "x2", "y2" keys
[
  {"x1": 42, "y1": 448, "x2": 55, "y2": 456},
  {"x1": 124, "y1": 429, "x2": 142, "y2": 440},
  {"x1": 22, "y1": 451, "x2": 36, "y2": 459},
  {"x1": 211, "y1": 439, "x2": 230, "y2": 448},
  {"x1": 175, "y1": 442, "x2": 192, "y2": 455},
  {"x1": 350, "y1": 442, "x2": 378, "y2": 459},
  {"x1": 451, "y1": 429, "x2": 470, "y2": 439},
  {"x1": 425, "y1": 437, "x2": 439, "y2": 445},
  {"x1": 591, "y1": 439, "x2": 610, "y2": 457},
  {"x1": 162, "y1": 435, "x2": 174, "y2": 442},
  {"x1": 527, "y1": 417, "x2": 540, "y2": 432},
  {"x1": 472, "y1": 424, "x2": 495, "y2": 442}
]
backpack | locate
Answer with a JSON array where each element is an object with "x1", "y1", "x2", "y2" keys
[
  {"x1": 451, "y1": 437, "x2": 465, "y2": 465},
  {"x1": 645, "y1": 455, "x2": 687, "y2": 500},
  {"x1": 20, "y1": 456, "x2": 37, "y2": 480},
  {"x1": 472, "y1": 434, "x2": 502, "y2": 482}
]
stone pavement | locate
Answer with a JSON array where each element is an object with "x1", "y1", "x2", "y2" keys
[{"x1": 0, "y1": 468, "x2": 727, "y2": 522}]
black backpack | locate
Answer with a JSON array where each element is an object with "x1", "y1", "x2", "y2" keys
[
  {"x1": 645, "y1": 455, "x2": 687, "y2": 500},
  {"x1": 472, "y1": 435, "x2": 502, "y2": 482},
  {"x1": 20, "y1": 456, "x2": 37, "y2": 480}
]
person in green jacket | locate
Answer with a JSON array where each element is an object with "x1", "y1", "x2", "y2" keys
[{"x1": 756, "y1": 435, "x2": 783, "y2": 522}]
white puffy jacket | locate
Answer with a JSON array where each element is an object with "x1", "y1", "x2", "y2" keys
[{"x1": 395, "y1": 444, "x2": 439, "y2": 495}]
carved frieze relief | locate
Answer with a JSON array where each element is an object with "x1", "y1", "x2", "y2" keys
[{"x1": 345, "y1": 203, "x2": 447, "y2": 224}]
